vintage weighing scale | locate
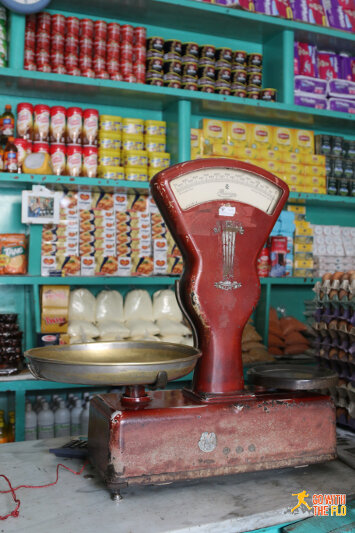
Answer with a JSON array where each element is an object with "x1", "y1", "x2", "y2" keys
[{"x1": 26, "y1": 159, "x2": 338, "y2": 500}]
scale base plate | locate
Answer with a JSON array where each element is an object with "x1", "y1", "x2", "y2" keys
[{"x1": 88, "y1": 389, "x2": 336, "y2": 493}]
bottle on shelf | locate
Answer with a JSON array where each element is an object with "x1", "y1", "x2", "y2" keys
[
  {"x1": 80, "y1": 399, "x2": 90, "y2": 436},
  {"x1": 7, "y1": 410, "x2": 15, "y2": 442},
  {"x1": 37, "y1": 401, "x2": 54, "y2": 439},
  {"x1": 54, "y1": 400, "x2": 70, "y2": 437},
  {"x1": 1, "y1": 104, "x2": 15, "y2": 143},
  {"x1": 25, "y1": 403, "x2": 38, "y2": 441},
  {"x1": 0, "y1": 413, "x2": 7, "y2": 444},
  {"x1": 70, "y1": 398, "x2": 82, "y2": 436},
  {"x1": 4, "y1": 136, "x2": 18, "y2": 172}
]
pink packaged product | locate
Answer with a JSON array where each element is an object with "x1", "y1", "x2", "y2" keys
[
  {"x1": 317, "y1": 50, "x2": 339, "y2": 80},
  {"x1": 327, "y1": 98, "x2": 355, "y2": 112},
  {"x1": 253, "y1": 0, "x2": 293, "y2": 17},
  {"x1": 290, "y1": 0, "x2": 328, "y2": 24},
  {"x1": 328, "y1": 79, "x2": 355, "y2": 98},
  {"x1": 294, "y1": 94, "x2": 327, "y2": 108},
  {"x1": 294, "y1": 75, "x2": 327, "y2": 95},
  {"x1": 214, "y1": 0, "x2": 255, "y2": 7},
  {"x1": 322, "y1": 0, "x2": 354, "y2": 31},
  {"x1": 296, "y1": 42, "x2": 318, "y2": 77}
]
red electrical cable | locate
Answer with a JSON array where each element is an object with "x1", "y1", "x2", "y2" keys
[{"x1": 0, "y1": 461, "x2": 88, "y2": 521}]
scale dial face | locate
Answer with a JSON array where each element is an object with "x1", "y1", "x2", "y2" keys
[
  {"x1": 1, "y1": 0, "x2": 51, "y2": 14},
  {"x1": 170, "y1": 167, "x2": 282, "y2": 215}
]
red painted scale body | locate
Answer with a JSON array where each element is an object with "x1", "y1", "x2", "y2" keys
[{"x1": 88, "y1": 159, "x2": 336, "y2": 493}]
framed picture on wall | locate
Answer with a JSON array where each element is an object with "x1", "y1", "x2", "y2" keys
[{"x1": 21, "y1": 189, "x2": 61, "y2": 224}]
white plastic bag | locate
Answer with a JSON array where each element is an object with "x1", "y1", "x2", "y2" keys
[
  {"x1": 69, "y1": 335, "x2": 96, "y2": 345},
  {"x1": 68, "y1": 320, "x2": 99, "y2": 339},
  {"x1": 69, "y1": 289, "x2": 96, "y2": 323},
  {"x1": 96, "y1": 290, "x2": 124, "y2": 324},
  {"x1": 98, "y1": 321, "x2": 130, "y2": 341},
  {"x1": 125, "y1": 319, "x2": 159, "y2": 337},
  {"x1": 156, "y1": 318, "x2": 191, "y2": 336},
  {"x1": 124, "y1": 290, "x2": 153, "y2": 321},
  {"x1": 152, "y1": 290, "x2": 182, "y2": 322}
]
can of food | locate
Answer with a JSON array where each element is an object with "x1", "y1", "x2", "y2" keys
[
  {"x1": 34, "y1": 104, "x2": 50, "y2": 142},
  {"x1": 99, "y1": 115, "x2": 120, "y2": 132},
  {"x1": 81, "y1": 68, "x2": 95, "y2": 78},
  {"x1": 36, "y1": 32, "x2": 50, "y2": 51},
  {"x1": 66, "y1": 144, "x2": 82, "y2": 176},
  {"x1": 133, "y1": 44, "x2": 146, "y2": 63},
  {"x1": 248, "y1": 53, "x2": 262, "y2": 68},
  {"x1": 107, "y1": 22, "x2": 120, "y2": 42},
  {"x1": 107, "y1": 40, "x2": 120, "y2": 59},
  {"x1": 82, "y1": 108, "x2": 98, "y2": 146},
  {"x1": 82, "y1": 146, "x2": 98, "y2": 177},
  {"x1": 25, "y1": 30, "x2": 35, "y2": 49},
  {"x1": 164, "y1": 79, "x2": 182, "y2": 88},
  {"x1": 52, "y1": 65, "x2": 66, "y2": 74},
  {"x1": 145, "y1": 135, "x2": 166, "y2": 152},
  {"x1": 146, "y1": 56, "x2": 164, "y2": 73},
  {"x1": 247, "y1": 69, "x2": 262, "y2": 87},
  {"x1": 233, "y1": 50, "x2": 247, "y2": 67},
  {"x1": 121, "y1": 134, "x2": 143, "y2": 151},
  {"x1": 198, "y1": 65, "x2": 215, "y2": 80},
  {"x1": 66, "y1": 66, "x2": 81, "y2": 76},
  {"x1": 215, "y1": 84, "x2": 231, "y2": 95},
  {"x1": 25, "y1": 15, "x2": 36, "y2": 31},
  {"x1": 79, "y1": 36, "x2": 93, "y2": 56},
  {"x1": 163, "y1": 59, "x2": 182, "y2": 76},
  {"x1": 36, "y1": 49, "x2": 50, "y2": 66},
  {"x1": 121, "y1": 45, "x2": 134, "y2": 63},
  {"x1": 51, "y1": 33, "x2": 64, "y2": 52},
  {"x1": 181, "y1": 42, "x2": 199, "y2": 59},
  {"x1": 148, "y1": 152, "x2": 170, "y2": 168},
  {"x1": 93, "y1": 57, "x2": 106, "y2": 73},
  {"x1": 247, "y1": 88, "x2": 260, "y2": 99},
  {"x1": 182, "y1": 81, "x2": 198, "y2": 91},
  {"x1": 145, "y1": 120, "x2": 166, "y2": 136},
  {"x1": 24, "y1": 48, "x2": 35, "y2": 62},
  {"x1": 199, "y1": 44, "x2": 216, "y2": 61},
  {"x1": 147, "y1": 36, "x2": 164, "y2": 54},
  {"x1": 215, "y1": 66, "x2": 231, "y2": 83},
  {"x1": 37, "y1": 64, "x2": 52, "y2": 73},
  {"x1": 198, "y1": 57, "x2": 215, "y2": 68},
  {"x1": 123, "y1": 149, "x2": 148, "y2": 167},
  {"x1": 79, "y1": 55, "x2": 92, "y2": 69},
  {"x1": 199, "y1": 84, "x2": 215, "y2": 93},
  {"x1": 24, "y1": 60, "x2": 36, "y2": 71},
  {"x1": 125, "y1": 167, "x2": 148, "y2": 181},
  {"x1": 215, "y1": 47, "x2": 232, "y2": 65},
  {"x1": 146, "y1": 49, "x2": 164, "y2": 60},
  {"x1": 94, "y1": 20, "x2": 107, "y2": 40},
  {"x1": 146, "y1": 75, "x2": 164, "y2": 86},
  {"x1": 14, "y1": 138, "x2": 28, "y2": 168},
  {"x1": 182, "y1": 61, "x2": 198, "y2": 77},
  {"x1": 94, "y1": 39, "x2": 106, "y2": 58},
  {"x1": 121, "y1": 24, "x2": 134, "y2": 43},
  {"x1": 51, "y1": 14, "x2": 66, "y2": 34},
  {"x1": 164, "y1": 39, "x2": 182, "y2": 57},
  {"x1": 96, "y1": 71, "x2": 110, "y2": 79},
  {"x1": 50, "y1": 106, "x2": 66, "y2": 143},
  {"x1": 98, "y1": 165, "x2": 125, "y2": 179},
  {"x1": 99, "y1": 149, "x2": 121, "y2": 167},
  {"x1": 51, "y1": 51, "x2": 64, "y2": 66},
  {"x1": 260, "y1": 88, "x2": 277, "y2": 102},
  {"x1": 66, "y1": 107, "x2": 82, "y2": 144},
  {"x1": 80, "y1": 18, "x2": 94, "y2": 38},
  {"x1": 32, "y1": 141, "x2": 50, "y2": 154},
  {"x1": 66, "y1": 16, "x2": 80, "y2": 36},
  {"x1": 17, "y1": 102, "x2": 33, "y2": 140},
  {"x1": 122, "y1": 118, "x2": 144, "y2": 135},
  {"x1": 134, "y1": 27, "x2": 146, "y2": 45},
  {"x1": 232, "y1": 88, "x2": 247, "y2": 98},
  {"x1": 198, "y1": 77, "x2": 215, "y2": 88},
  {"x1": 133, "y1": 63, "x2": 146, "y2": 83},
  {"x1": 107, "y1": 58, "x2": 119, "y2": 75},
  {"x1": 99, "y1": 134, "x2": 122, "y2": 151},
  {"x1": 37, "y1": 12, "x2": 51, "y2": 32},
  {"x1": 121, "y1": 61, "x2": 133, "y2": 77},
  {"x1": 231, "y1": 68, "x2": 247, "y2": 86},
  {"x1": 50, "y1": 144, "x2": 66, "y2": 175}
]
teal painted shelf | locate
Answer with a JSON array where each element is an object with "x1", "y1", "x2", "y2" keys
[
  {"x1": 289, "y1": 192, "x2": 355, "y2": 205},
  {"x1": 0, "y1": 276, "x2": 179, "y2": 285},
  {"x1": 0, "y1": 69, "x2": 354, "y2": 133}
]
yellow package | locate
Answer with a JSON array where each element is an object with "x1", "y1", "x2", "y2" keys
[
  {"x1": 122, "y1": 150, "x2": 148, "y2": 168},
  {"x1": 282, "y1": 173, "x2": 303, "y2": 185},
  {"x1": 145, "y1": 120, "x2": 166, "y2": 136},
  {"x1": 294, "y1": 243, "x2": 313, "y2": 253},
  {"x1": 211, "y1": 142, "x2": 235, "y2": 157},
  {"x1": 295, "y1": 226, "x2": 313, "y2": 236},
  {"x1": 191, "y1": 147, "x2": 201, "y2": 160},
  {"x1": 304, "y1": 154, "x2": 326, "y2": 165},
  {"x1": 294, "y1": 129, "x2": 314, "y2": 153},
  {"x1": 287, "y1": 184, "x2": 300, "y2": 192},
  {"x1": 294, "y1": 251, "x2": 313, "y2": 261},
  {"x1": 262, "y1": 160, "x2": 282, "y2": 173},
  {"x1": 303, "y1": 185, "x2": 327, "y2": 194},
  {"x1": 303, "y1": 175, "x2": 326, "y2": 187},
  {"x1": 227, "y1": 121, "x2": 248, "y2": 145},
  {"x1": 258, "y1": 149, "x2": 281, "y2": 161},
  {"x1": 125, "y1": 167, "x2": 148, "y2": 181},
  {"x1": 41, "y1": 307, "x2": 68, "y2": 333},
  {"x1": 304, "y1": 165, "x2": 326, "y2": 177},
  {"x1": 122, "y1": 117, "x2": 144, "y2": 135},
  {"x1": 273, "y1": 127, "x2": 294, "y2": 152},
  {"x1": 121, "y1": 133, "x2": 144, "y2": 152},
  {"x1": 280, "y1": 152, "x2": 302, "y2": 164},
  {"x1": 294, "y1": 235, "x2": 313, "y2": 244},
  {"x1": 249, "y1": 124, "x2": 273, "y2": 149},
  {"x1": 281, "y1": 163, "x2": 303, "y2": 175},
  {"x1": 144, "y1": 135, "x2": 166, "y2": 153},
  {"x1": 294, "y1": 259, "x2": 314, "y2": 269},
  {"x1": 293, "y1": 268, "x2": 314, "y2": 278},
  {"x1": 287, "y1": 205, "x2": 306, "y2": 214},
  {"x1": 41, "y1": 285, "x2": 70, "y2": 309},
  {"x1": 191, "y1": 128, "x2": 203, "y2": 149},
  {"x1": 234, "y1": 146, "x2": 257, "y2": 160},
  {"x1": 202, "y1": 119, "x2": 227, "y2": 143}
]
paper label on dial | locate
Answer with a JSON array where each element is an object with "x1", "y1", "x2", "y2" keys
[
  {"x1": 219, "y1": 205, "x2": 235, "y2": 217},
  {"x1": 170, "y1": 167, "x2": 282, "y2": 214}
]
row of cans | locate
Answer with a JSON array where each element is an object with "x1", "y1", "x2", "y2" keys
[
  {"x1": 0, "y1": 7, "x2": 7, "y2": 68},
  {"x1": 295, "y1": 42, "x2": 355, "y2": 82}
]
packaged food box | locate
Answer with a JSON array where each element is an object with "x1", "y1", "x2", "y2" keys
[
  {"x1": 281, "y1": 173, "x2": 303, "y2": 185},
  {"x1": 211, "y1": 142, "x2": 235, "y2": 157},
  {"x1": 41, "y1": 306, "x2": 68, "y2": 333},
  {"x1": 304, "y1": 154, "x2": 326, "y2": 165},
  {"x1": 287, "y1": 205, "x2": 306, "y2": 214},
  {"x1": 0, "y1": 234, "x2": 27, "y2": 275},
  {"x1": 294, "y1": 243, "x2": 313, "y2": 253},
  {"x1": 304, "y1": 165, "x2": 326, "y2": 177},
  {"x1": 293, "y1": 129, "x2": 314, "y2": 153},
  {"x1": 280, "y1": 152, "x2": 302, "y2": 164},
  {"x1": 249, "y1": 124, "x2": 273, "y2": 149},
  {"x1": 269, "y1": 236, "x2": 288, "y2": 278},
  {"x1": 234, "y1": 146, "x2": 258, "y2": 160},
  {"x1": 282, "y1": 163, "x2": 303, "y2": 175},
  {"x1": 303, "y1": 175, "x2": 326, "y2": 187},
  {"x1": 293, "y1": 267, "x2": 314, "y2": 277},
  {"x1": 258, "y1": 149, "x2": 281, "y2": 161},
  {"x1": 294, "y1": 259, "x2": 314, "y2": 269},
  {"x1": 227, "y1": 121, "x2": 249, "y2": 146},
  {"x1": 290, "y1": 0, "x2": 328, "y2": 25},
  {"x1": 202, "y1": 119, "x2": 227, "y2": 143},
  {"x1": 41, "y1": 285, "x2": 69, "y2": 309},
  {"x1": 273, "y1": 127, "x2": 294, "y2": 152}
]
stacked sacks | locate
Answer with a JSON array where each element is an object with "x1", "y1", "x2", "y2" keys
[
  {"x1": 268, "y1": 307, "x2": 310, "y2": 355},
  {"x1": 242, "y1": 319, "x2": 272, "y2": 364}
]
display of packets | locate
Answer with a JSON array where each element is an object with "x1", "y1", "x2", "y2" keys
[
  {"x1": 191, "y1": 120, "x2": 327, "y2": 194},
  {"x1": 41, "y1": 190, "x2": 183, "y2": 277}
]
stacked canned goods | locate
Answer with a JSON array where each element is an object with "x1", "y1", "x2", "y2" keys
[
  {"x1": 98, "y1": 117, "x2": 170, "y2": 181},
  {"x1": 24, "y1": 12, "x2": 146, "y2": 83},
  {"x1": 0, "y1": 8, "x2": 8, "y2": 69},
  {"x1": 16, "y1": 102, "x2": 99, "y2": 177}
]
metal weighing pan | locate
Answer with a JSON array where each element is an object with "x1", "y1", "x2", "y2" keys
[
  {"x1": 25, "y1": 341, "x2": 201, "y2": 386},
  {"x1": 248, "y1": 364, "x2": 338, "y2": 391}
]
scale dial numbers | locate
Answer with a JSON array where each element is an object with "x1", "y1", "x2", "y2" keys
[{"x1": 170, "y1": 167, "x2": 283, "y2": 215}]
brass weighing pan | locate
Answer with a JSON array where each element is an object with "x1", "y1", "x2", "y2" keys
[{"x1": 25, "y1": 341, "x2": 201, "y2": 386}]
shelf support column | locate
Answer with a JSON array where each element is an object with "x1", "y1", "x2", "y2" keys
[
  {"x1": 164, "y1": 99, "x2": 191, "y2": 164},
  {"x1": 177, "y1": 100, "x2": 191, "y2": 162},
  {"x1": 263, "y1": 30, "x2": 294, "y2": 106},
  {"x1": 9, "y1": 12, "x2": 25, "y2": 70}
]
